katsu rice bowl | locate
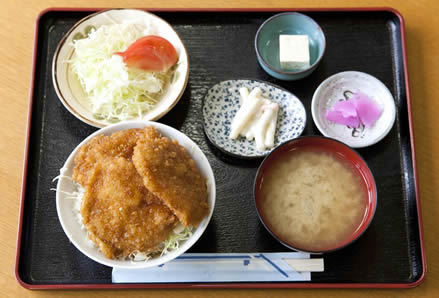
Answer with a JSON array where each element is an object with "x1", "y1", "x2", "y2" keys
[{"x1": 56, "y1": 121, "x2": 215, "y2": 269}]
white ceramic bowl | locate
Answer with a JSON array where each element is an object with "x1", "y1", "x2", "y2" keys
[
  {"x1": 52, "y1": 9, "x2": 189, "y2": 128},
  {"x1": 311, "y1": 71, "x2": 396, "y2": 148},
  {"x1": 56, "y1": 120, "x2": 215, "y2": 269}
]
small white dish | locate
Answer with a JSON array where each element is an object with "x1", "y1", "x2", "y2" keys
[
  {"x1": 56, "y1": 120, "x2": 215, "y2": 269},
  {"x1": 311, "y1": 71, "x2": 396, "y2": 148},
  {"x1": 202, "y1": 79, "x2": 306, "y2": 158},
  {"x1": 52, "y1": 9, "x2": 189, "y2": 128}
]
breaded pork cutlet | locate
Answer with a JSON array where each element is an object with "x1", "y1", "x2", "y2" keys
[
  {"x1": 72, "y1": 126, "x2": 209, "y2": 260},
  {"x1": 73, "y1": 128, "x2": 145, "y2": 186},
  {"x1": 81, "y1": 157, "x2": 177, "y2": 259},
  {"x1": 132, "y1": 126, "x2": 209, "y2": 227}
]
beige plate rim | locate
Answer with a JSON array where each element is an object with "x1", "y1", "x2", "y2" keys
[{"x1": 51, "y1": 8, "x2": 190, "y2": 128}]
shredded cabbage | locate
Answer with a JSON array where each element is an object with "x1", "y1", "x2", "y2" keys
[
  {"x1": 69, "y1": 23, "x2": 171, "y2": 121},
  {"x1": 161, "y1": 225, "x2": 193, "y2": 256},
  {"x1": 130, "y1": 225, "x2": 193, "y2": 262}
]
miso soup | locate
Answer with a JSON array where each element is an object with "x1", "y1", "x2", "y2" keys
[{"x1": 259, "y1": 148, "x2": 368, "y2": 252}]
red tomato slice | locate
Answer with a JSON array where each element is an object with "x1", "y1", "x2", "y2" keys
[{"x1": 114, "y1": 35, "x2": 178, "y2": 72}]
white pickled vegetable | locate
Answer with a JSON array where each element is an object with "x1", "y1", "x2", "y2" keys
[
  {"x1": 229, "y1": 87, "x2": 264, "y2": 139},
  {"x1": 229, "y1": 87, "x2": 279, "y2": 151},
  {"x1": 264, "y1": 103, "x2": 279, "y2": 148}
]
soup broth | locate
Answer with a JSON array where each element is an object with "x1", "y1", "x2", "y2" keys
[{"x1": 260, "y1": 148, "x2": 368, "y2": 252}]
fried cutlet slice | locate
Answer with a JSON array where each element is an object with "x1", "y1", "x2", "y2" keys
[
  {"x1": 132, "y1": 126, "x2": 209, "y2": 227},
  {"x1": 81, "y1": 157, "x2": 177, "y2": 259},
  {"x1": 73, "y1": 128, "x2": 145, "y2": 187}
]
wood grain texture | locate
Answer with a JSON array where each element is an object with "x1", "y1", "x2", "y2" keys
[{"x1": 1, "y1": 0, "x2": 437, "y2": 297}]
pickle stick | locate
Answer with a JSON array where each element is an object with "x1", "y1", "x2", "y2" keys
[
  {"x1": 264, "y1": 103, "x2": 279, "y2": 148},
  {"x1": 243, "y1": 108, "x2": 264, "y2": 140},
  {"x1": 254, "y1": 104, "x2": 278, "y2": 151},
  {"x1": 229, "y1": 88, "x2": 263, "y2": 139},
  {"x1": 241, "y1": 113, "x2": 256, "y2": 139},
  {"x1": 239, "y1": 87, "x2": 249, "y2": 105},
  {"x1": 244, "y1": 98, "x2": 271, "y2": 140},
  {"x1": 239, "y1": 87, "x2": 252, "y2": 137}
]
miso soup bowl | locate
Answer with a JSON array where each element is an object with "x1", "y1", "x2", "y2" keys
[{"x1": 254, "y1": 136, "x2": 377, "y2": 254}]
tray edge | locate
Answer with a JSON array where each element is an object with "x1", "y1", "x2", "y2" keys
[
  {"x1": 392, "y1": 5, "x2": 427, "y2": 288},
  {"x1": 14, "y1": 6, "x2": 426, "y2": 290}
]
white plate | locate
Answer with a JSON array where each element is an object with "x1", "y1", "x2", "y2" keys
[
  {"x1": 202, "y1": 79, "x2": 306, "y2": 158},
  {"x1": 56, "y1": 120, "x2": 215, "y2": 269},
  {"x1": 311, "y1": 71, "x2": 396, "y2": 148},
  {"x1": 52, "y1": 9, "x2": 189, "y2": 128}
]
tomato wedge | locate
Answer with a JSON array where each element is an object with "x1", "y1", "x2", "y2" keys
[{"x1": 114, "y1": 35, "x2": 178, "y2": 72}]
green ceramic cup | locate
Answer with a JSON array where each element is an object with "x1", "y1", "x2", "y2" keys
[{"x1": 255, "y1": 12, "x2": 326, "y2": 80}]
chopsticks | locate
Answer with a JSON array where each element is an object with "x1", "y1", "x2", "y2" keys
[{"x1": 283, "y1": 258, "x2": 324, "y2": 272}]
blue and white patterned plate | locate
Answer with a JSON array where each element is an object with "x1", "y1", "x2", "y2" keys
[{"x1": 202, "y1": 79, "x2": 306, "y2": 158}]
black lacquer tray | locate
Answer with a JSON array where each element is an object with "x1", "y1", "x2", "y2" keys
[{"x1": 15, "y1": 8, "x2": 425, "y2": 289}]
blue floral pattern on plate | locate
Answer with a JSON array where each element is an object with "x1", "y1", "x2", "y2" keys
[{"x1": 202, "y1": 79, "x2": 306, "y2": 158}]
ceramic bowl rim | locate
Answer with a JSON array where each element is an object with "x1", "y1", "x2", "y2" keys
[
  {"x1": 253, "y1": 135, "x2": 378, "y2": 254},
  {"x1": 310, "y1": 70, "x2": 397, "y2": 148},
  {"x1": 56, "y1": 120, "x2": 216, "y2": 269},
  {"x1": 52, "y1": 8, "x2": 190, "y2": 128},
  {"x1": 254, "y1": 12, "x2": 326, "y2": 76}
]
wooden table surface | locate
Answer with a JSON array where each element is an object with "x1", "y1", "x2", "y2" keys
[{"x1": 1, "y1": 0, "x2": 437, "y2": 297}]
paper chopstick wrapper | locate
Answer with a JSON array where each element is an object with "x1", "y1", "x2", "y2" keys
[{"x1": 112, "y1": 252, "x2": 324, "y2": 283}]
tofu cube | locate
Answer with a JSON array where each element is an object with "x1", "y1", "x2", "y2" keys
[{"x1": 279, "y1": 35, "x2": 310, "y2": 71}]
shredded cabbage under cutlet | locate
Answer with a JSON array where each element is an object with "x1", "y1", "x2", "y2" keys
[{"x1": 69, "y1": 23, "x2": 171, "y2": 121}]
